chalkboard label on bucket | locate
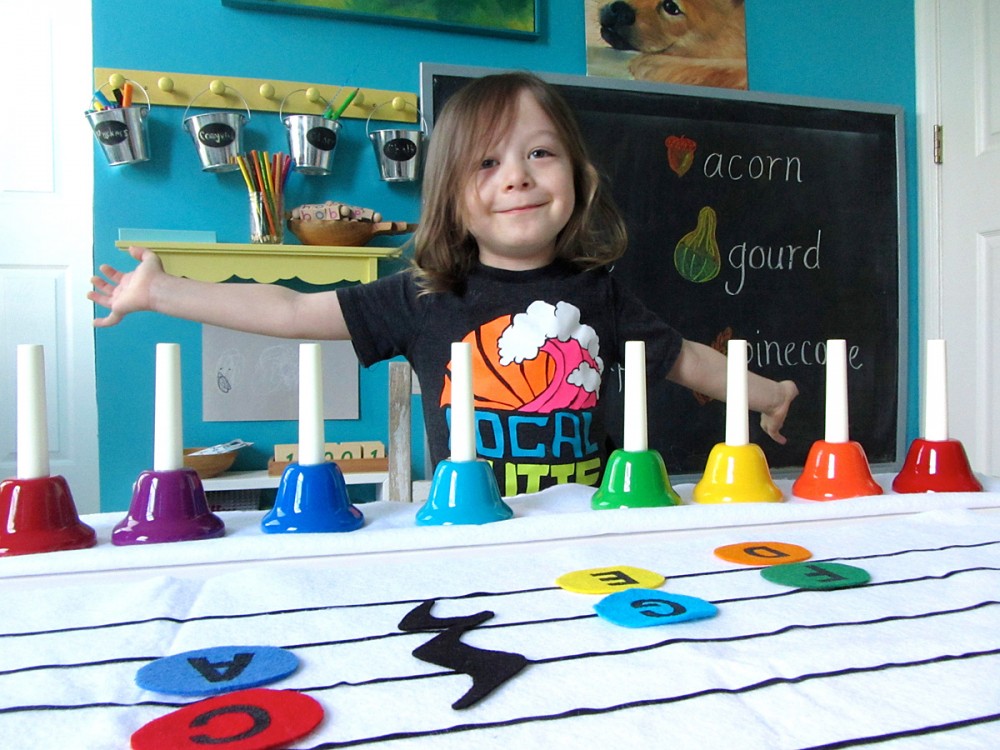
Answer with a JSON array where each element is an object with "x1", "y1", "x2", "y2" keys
[
  {"x1": 94, "y1": 120, "x2": 129, "y2": 146},
  {"x1": 383, "y1": 138, "x2": 418, "y2": 162},
  {"x1": 198, "y1": 122, "x2": 237, "y2": 148},
  {"x1": 306, "y1": 127, "x2": 337, "y2": 151}
]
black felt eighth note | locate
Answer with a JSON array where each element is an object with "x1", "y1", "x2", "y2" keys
[{"x1": 399, "y1": 599, "x2": 528, "y2": 709}]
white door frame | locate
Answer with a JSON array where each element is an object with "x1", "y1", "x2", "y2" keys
[
  {"x1": 915, "y1": 0, "x2": 943, "y2": 343},
  {"x1": 0, "y1": 0, "x2": 99, "y2": 512}
]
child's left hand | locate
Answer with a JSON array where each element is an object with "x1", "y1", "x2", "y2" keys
[{"x1": 759, "y1": 380, "x2": 799, "y2": 444}]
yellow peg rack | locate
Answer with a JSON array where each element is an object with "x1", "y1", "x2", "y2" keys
[{"x1": 93, "y1": 68, "x2": 418, "y2": 123}]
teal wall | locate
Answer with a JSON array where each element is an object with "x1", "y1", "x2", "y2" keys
[{"x1": 92, "y1": 0, "x2": 918, "y2": 511}]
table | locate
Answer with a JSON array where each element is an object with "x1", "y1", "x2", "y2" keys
[{"x1": 1, "y1": 476, "x2": 999, "y2": 748}]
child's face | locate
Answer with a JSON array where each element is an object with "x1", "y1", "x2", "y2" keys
[{"x1": 462, "y1": 90, "x2": 575, "y2": 271}]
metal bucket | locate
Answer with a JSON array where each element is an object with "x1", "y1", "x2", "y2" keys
[
  {"x1": 280, "y1": 90, "x2": 339, "y2": 175},
  {"x1": 367, "y1": 102, "x2": 427, "y2": 183},
  {"x1": 86, "y1": 80, "x2": 151, "y2": 166},
  {"x1": 182, "y1": 86, "x2": 251, "y2": 172},
  {"x1": 87, "y1": 106, "x2": 150, "y2": 166}
]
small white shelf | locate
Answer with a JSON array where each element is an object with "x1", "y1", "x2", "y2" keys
[{"x1": 203, "y1": 469, "x2": 388, "y2": 500}]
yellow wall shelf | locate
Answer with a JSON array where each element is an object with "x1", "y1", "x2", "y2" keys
[
  {"x1": 116, "y1": 241, "x2": 402, "y2": 285},
  {"x1": 94, "y1": 68, "x2": 418, "y2": 123}
]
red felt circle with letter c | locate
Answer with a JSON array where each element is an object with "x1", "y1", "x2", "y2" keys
[{"x1": 131, "y1": 688, "x2": 323, "y2": 750}]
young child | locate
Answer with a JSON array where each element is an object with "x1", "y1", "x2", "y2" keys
[{"x1": 90, "y1": 71, "x2": 798, "y2": 497}]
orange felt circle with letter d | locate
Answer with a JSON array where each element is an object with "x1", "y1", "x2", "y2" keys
[{"x1": 714, "y1": 541, "x2": 812, "y2": 566}]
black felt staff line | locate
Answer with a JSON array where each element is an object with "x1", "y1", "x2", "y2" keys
[
  {"x1": 288, "y1": 602, "x2": 1000, "y2": 704},
  {"x1": 667, "y1": 537, "x2": 1000, "y2": 581},
  {"x1": 292, "y1": 599, "x2": 1000, "y2": 690},
  {"x1": 524, "y1": 599, "x2": 1000, "y2": 668},
  {"x1": 439, "y1": 565, "x2": 999, "y2": 619},
  {"x1": 797, "y1": 711, "x2": 1000, "y2": 749},
  {"x1": 0, "y1": 698, "x2": 192, "y2": 716},
  {"x1": 0, "y1": 615, "x2": 590, "y2": 680},
  {"x1": 0, "y1": 654, "x2": 151, "y2": 679},
  {"x1": 710, "y1": 565, "x2": 1000, "y2": 605},
  {"x1": 288, "y1": 647, "x2": 1000, "y2": 750},
  {"x1": 220, "y1": 599, "x2": 1000, "y2": 697},
  {"x1": 815, "y1": 537, "x2": 1000, "y2": 562},
  {"x1": 2, "y1": 606, "x2": 997, "y2": 722},
  {"x1": 1, "y1": 600, "x2": 996, "y2": 718},
  {"x1": 279, "y1": 614, "x2": 599, "y2": 651},
  {"x1": 3, "y1": 539, "x2": 997, "y2": 641},
  {"x1": 1, "y1": 567, "x2": 996, "y2": 680},
  {"x1": 0, "y1": 587, "x2": 554, "y2": 640}
]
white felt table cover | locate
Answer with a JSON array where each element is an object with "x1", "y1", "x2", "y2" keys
[{"x1": 0, "y1": 505, "x2": 998, "y2": 748}]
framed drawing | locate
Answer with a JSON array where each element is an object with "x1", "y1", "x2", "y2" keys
[
  {"x1": 222, "y1": 0, "x2": 540, "y2": 39},
  {"x1": 584, "y1": 0, "x2": 748, "y2": 90}
]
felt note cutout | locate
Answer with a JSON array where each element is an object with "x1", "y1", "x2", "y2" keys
[
  {"x1": 714, "y1": 541, "x2": 812, "y2": 566},
  {"x1": 398, "y1": 599, "x2": 527, "y2": 710},
  {"x1": 595, "y1": 589, "x2": 718, "y2": 628},
  {"x1": 556, "y1": 565, "x2": 665, "y2": 594},
  {"x1": 131, "y1": 688, "x2": 323, "y2": 750},
  {"x1": 136, "y1": 645, "x2": 299, "y2": 696},
  {"x1": 761, "y1": 562, "x2": 871, "y2": 590}
]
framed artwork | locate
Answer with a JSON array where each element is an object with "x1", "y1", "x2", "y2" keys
[
  {"x1": 584, "y1": 0, "x2": 748, "y2": 90},
  {"x1": 201, "y1": 327, "x2": 359, "y2": 422},
  {"x1": 222, "y1": 0, "x2": 540, "y2": 39}
]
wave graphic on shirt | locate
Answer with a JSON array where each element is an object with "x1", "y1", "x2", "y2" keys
[{"x1": 441, "y1": 301, "x2": 603, "y2": 413}]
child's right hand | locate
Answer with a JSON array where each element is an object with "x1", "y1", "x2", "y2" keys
[
  {"x1": 88, "y1": 246, "x2": 163, "y2": 328},
  {"x1": 759, "y1": 379, "x2": 799, "y2": 445}
]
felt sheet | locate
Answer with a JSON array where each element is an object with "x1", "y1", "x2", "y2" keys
[{"x1": 1, "y1": 496, "x2": 999, "y2": 747}]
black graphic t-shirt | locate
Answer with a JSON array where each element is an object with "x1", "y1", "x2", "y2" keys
[{"x1": 338, "y1": 260, "x2": 683, "y2": 496}]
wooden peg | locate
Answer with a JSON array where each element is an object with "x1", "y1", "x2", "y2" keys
[
  {"x1": 209, "y1": 79, "x2": 226, "y2": 95},
  {"x1": 259, "y1": 82, "x2": 275, "y2": 99},
  {"x1": 108, "y1": 73, "x2": 126, "y2": 90},
  {"x1": 157, "y1": 76, "x2": 174, "y2": 93},
  {"x1": 306, "y1": 86, "x2": 322, "y2": 103}
]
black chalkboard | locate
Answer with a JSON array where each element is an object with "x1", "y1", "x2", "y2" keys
[{"x1": 420, "y1": 63, "x2": 906, "y2": 479}]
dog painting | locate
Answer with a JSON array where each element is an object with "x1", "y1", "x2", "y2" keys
[{"x1": 585, "y1": 0, "x2": 748, "y2": 90}]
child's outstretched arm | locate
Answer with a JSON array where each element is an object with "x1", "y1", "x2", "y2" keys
[
  {"x1": 667, "y1": 339, "x2": 798, "y2": 445},
  {"x1": 89, "y1": 245, "x2": 350, "y2": 340}
]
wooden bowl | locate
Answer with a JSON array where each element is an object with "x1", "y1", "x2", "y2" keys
[
  {"x1": 183, "y1": 448, "x2": 236, "y2": 479},
  {"x1": 287, "y1": 219, "x2": 417, "y2": 247}
]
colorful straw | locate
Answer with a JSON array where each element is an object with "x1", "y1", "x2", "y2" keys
[
  {"x1": 232, "y1": 150, "x2": 290, "y2": 241},
  {"x1": 329, "y1": 88, "x2": 359, "y2": 120}
]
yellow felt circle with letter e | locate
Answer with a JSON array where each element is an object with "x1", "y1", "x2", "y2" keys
[{"x1": 556, "y1": 565, "x2": 665, "y2": 594}]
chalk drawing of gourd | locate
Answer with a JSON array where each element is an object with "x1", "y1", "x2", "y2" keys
[{"x1": 674, "y1": 206, "x2": 721, "y2": 283}]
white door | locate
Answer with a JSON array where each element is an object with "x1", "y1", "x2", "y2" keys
[
  {"x1": 917, "y1": 0, "x2": 1000, "y2": 475},
  {"x1": 0, "y1": 0, "x2": 99, "y2": 512}
]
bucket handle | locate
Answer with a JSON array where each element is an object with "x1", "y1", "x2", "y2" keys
[
  {"x1": 182, "y1": 84, "x2": 252, "y2": 128},
  {"x1": 95, "y1": 78, "x2": 151, "y2": 114},
  {"x1": 366, "y1": 98, "x2": 427, "y2": 138},
  {"x1": 278, "y1": 88, "x2": 332, "y2": 123}
]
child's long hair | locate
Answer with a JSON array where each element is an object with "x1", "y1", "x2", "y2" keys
[{"x1": 412, "y1": 71, "x2": 627, "y2": 293}]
